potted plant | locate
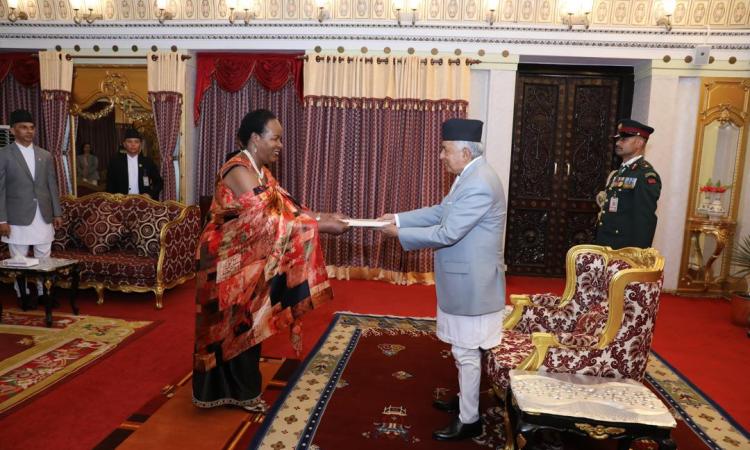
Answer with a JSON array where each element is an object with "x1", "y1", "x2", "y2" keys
[{"x1": 730, "y1": 234, "x2": 750, "y2": 327}]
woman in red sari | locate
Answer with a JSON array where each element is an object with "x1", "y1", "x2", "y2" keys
[{"x1": 193, "y1": 109, "x2": 348, "y2": 412}]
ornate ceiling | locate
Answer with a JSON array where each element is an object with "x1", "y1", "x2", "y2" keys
[{"x1": 1, "y1": 0, "x2": 748, "y2": 28}]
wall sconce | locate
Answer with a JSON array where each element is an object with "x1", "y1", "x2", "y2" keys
[
  {"x1": 315, "y1": 0, "x2": 327, "y2": 22},
  {"x1": 656, "y1": 0, "x2": 676, "y2": 32},
  {"x1": 393, "y1": 0, "x2": 403, "y2": 26},
  {"x1": 486, "y1": 0, "x2": 498, "y2": 26},
  {"x1": 156, "y1": 0, "x2": 174, "y2": 23},
  {"x1": 409, "y1": 0, "x2": 419, "y2": 25},
  {"x1": 560, "y1": 0, "x2": 592, "y2": 29},
  {"x1": 70, "y1": 0, "x2": 102, "y2": 24},
  {"x1": 228, "y1": 0, "x2": 256, "y2": 23},
  {"x1": 7, "y1": 0, "x2": 28, "y2": 22}
]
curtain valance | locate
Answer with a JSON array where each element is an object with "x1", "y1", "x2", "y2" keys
[
  {"x1": 303, "y1": 55, "x2": 471, "y2": 102},
  {"x1": 0, "y1": 53, "x2": 40, "y2": 87},
  {"x1": 194, "y1": 52, "x2": 303, "y2": 124}
]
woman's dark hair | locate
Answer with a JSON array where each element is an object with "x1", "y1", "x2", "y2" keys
[
  {"x1": 237, "y1": 109, "x2": 277, "y2": 148},
  {"x1": 79, "y1": 142, "x2": 91, "y2": 153}
]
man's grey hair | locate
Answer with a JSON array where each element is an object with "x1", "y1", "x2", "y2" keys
[{"x1": 454, "y1": 140, "x2": 484, "y2": 158}]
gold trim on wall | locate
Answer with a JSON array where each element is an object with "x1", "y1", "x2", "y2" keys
[{"x1": 677, "y1": 77, "x2": 750, "y2": 295}]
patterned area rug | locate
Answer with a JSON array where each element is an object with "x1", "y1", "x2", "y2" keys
[
  {"x1": 0, "y1": 308, "x2": 152, "y2": 416},
  {"x1": 252, "y1": 313, "x2": 750, "y2": 450}
]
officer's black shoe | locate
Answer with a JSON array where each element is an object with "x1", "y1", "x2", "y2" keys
[
  {"x1": 432, "y1": 417, "x2": 482, "y2": 441},
  {"x1": 432, "y1": 396, "x2": 460, "y2": 413}
]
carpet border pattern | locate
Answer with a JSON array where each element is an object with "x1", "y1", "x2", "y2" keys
[
  {"x1": 0, "y1": 308, "x2": 152, "y2": 416},
  {"x1": 646, "y1": 351, "x2": 750, "y2": 449}
]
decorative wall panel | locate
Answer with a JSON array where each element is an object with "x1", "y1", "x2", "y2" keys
[{"x1": 1, "y1": 0, "x2": 749, "y2": 26}]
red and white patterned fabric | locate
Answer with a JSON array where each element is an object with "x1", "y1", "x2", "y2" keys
[
  {"x1": 484, "y1": 330, "x2": 535, "y2": 390},
  {"x1": 40, "y1": 90, "x2": 71, "y2": 196},
  {"x1": 44, "y1": 193, "x2": 200, "y2": 303},
  {"x1": 484, "y1": 248, "x2": 662, "y2": 392},
  {"x1": 540, "y1": 278, "x2": 663, "y2": 381}
]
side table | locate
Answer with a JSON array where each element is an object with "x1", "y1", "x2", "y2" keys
[
  {"x1": 506, "y1": 370, "x2": 677, "y2": 450},
  {"x1": 0, "y1": 258, "x2": 80, "y2": 327}
]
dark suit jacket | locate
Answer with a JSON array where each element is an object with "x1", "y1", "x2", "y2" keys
[
  {"x1": 0, "y1": 143, "x2": 62, "y2": 225},
  {"x1": 106, "y1": 153, "x2": 163, "y2": 199}
]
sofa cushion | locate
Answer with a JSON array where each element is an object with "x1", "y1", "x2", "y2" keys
[
  {"x1": 483, "y1": 330, "x2": 535, "y2": 391},
  {"x1": 53, "y1": 198, "x2": 83, "y2": 251},
  {"x1": 54, "y1": 249, "x2": 156, "y2": 282},
  {"x1": 125, "y1": 203, "x2": 171, "y2": 258},
  {"x1": 74, "y1": 203, "x2": 127, "y2": 255}
]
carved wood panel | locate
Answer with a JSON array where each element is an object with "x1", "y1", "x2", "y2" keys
[{"x1": 505, "y1": 69, "x2": 628, "y2": 276}]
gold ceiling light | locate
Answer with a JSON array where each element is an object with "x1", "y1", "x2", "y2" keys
[
  {"x1": 70, "y1": 0, "x2": 102, "y2": 24},
  {"x1": 7, "y1": 0, "x2": 28, "y2": 22},
  {"x1": 560, "y1": 0, "x2": 592, "y2": 30},
  {"x1": 156, "y1": 0, "x2": 174, "y2": 23},
  {"x1": 656, "y1": 0, "x2": 676, "y2": 32}
]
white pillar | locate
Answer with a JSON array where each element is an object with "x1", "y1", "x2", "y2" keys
[
  {"x1": 633, "y1": 68, "x2": 701, "y2": 290},
  {"x1": 468, "y1": 59, "x2": 519, "y2": 200}
]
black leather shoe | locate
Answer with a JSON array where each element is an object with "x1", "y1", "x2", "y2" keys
[
  {"x1": 432, "y1": 396, "x2": 460, "y2": 413},
  {"x1": 432, "y1": 417, "x2": 483, "y2": 441}
]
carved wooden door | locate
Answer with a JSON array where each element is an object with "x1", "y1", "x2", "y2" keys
[{"x1": 505, "y1": 69, "x2": 630, "y2": 276}]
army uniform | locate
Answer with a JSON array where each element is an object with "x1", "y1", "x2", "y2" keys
[{"x1": 594, "y1": 156, "x2": 661, "y2": 249}]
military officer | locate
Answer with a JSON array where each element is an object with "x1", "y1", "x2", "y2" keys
[{"x1": 594, "y1": 119, "x2": 661, "y2": 249}]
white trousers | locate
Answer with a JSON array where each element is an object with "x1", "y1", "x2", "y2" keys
[
  {"x1": 8, "y1": 243, "x2": 51, "y2": 296},
  {"x1": 452, "y1": 345, "x2": 482, "y2": 424}
]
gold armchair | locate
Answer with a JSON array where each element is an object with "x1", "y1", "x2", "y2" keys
[{"x1": 484, "y1": 244, "x2": 665, "y2": 392}]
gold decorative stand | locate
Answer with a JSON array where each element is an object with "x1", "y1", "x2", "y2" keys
[{"x1": 678, "y1": 218, "x2": 736, "y2": 296}]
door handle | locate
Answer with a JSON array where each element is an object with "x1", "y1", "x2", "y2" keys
[
  {"x1": 553, "y1": 162, "x2": 558, "y2": 175},
  {"x1": 566, "y1": 162, "x2": 571, "y2": 176}
]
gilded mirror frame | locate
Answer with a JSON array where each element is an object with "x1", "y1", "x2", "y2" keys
[
  {"x1": 68, "y1": 64, "x2": 156, "y2": 197},
  {"x1": 677, "y1": 77, "x2": 750, "y2": 295}
]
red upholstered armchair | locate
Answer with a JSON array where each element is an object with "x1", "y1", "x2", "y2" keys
[{"x1": 484, "y1": 244, "x2": 664, "y2": 393}]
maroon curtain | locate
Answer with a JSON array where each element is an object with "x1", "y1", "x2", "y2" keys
[
  {"x1": 194, "y1": 52, "x2": 303, "y2": 125},
  {"x1": 0, "y1": 53, "x2": 44, "y2": 147},
  {"x1": 41, "y1": 90, "x2": 71, "y2": 196},
  {"x1": 196, "y1": 77, "x2": 302, "y2": 197},
  {"x1": 75, "y1": 101, "x2": 117, "y2": 174},
  {"x1": 150, "y1": 91, "x2": 182, "y2": 201},
  {"x1": 299, "y1": 98, "x2": 467, "y2": 277},
  {"x1": 0, "y1": 53, "x2": 40, "y2": 87}
]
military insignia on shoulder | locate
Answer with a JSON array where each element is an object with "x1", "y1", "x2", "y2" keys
[
  {"x1": 644, "y1": 172, "x2": 657, "y2": 177},
  {"x1": 647, "y1": 178, "x2": 657, "y2": 184}
]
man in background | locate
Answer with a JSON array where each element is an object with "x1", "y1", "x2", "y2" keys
[
  {"x1": 106, "y1": 128, "x2": 163, "y2": 199},
  {"x1": 594, "y1": 119, "x2": 661, "y2": 249},
  {"x1": 380, "y1": 118, "x2": 507, "y2": 441},
  {"x1": 0, "y1": 109, "x2": 62, "y2": 299}
]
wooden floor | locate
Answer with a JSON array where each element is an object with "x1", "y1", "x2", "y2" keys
[{"x1": 117, "y1": 359, "x2": 284, "y2": 450}]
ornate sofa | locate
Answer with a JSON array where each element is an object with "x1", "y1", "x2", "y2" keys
[
  {"x1": 1, "y1": 193, "x2": 201, "y2": 309},
  {"x1": 484, "y1": 244, "x2": 665, "y2": 393}
]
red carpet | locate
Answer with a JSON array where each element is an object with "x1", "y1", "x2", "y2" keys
[
  {"x1": 0, "y1": 276, "x2": 747, "y2": 450},
  {"x1": 253, "y1": 313, "x2": 720, "y2": 450},
  {"x1": 0, "y1": 310, "x2": 154, "y2": 417}
]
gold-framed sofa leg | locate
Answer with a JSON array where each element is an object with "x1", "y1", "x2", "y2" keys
[
  {"x1": 95, "y1": 284, "x2": 105, "y2": 305},
  {"x1": 155, "y1": 286, "x2": 164, "y2": 309}
]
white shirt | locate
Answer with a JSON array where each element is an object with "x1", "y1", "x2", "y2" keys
[
  {"x1": 437, "y1": 307, "x2": 504, "y2": 349},
  {"x1": 1, "y1": 143, "x2": 55, "y2": 246},
  {"x1": 127, "y1": 154, "x2": 140, "y2": 194}
]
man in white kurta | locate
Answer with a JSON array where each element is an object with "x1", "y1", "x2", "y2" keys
[
  {"x1": 0, "y1": 110, "x2": 62, "y2": 296},
  {"x1": 381, "y1": 118, "x2": 507, "y2": 441}
]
